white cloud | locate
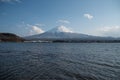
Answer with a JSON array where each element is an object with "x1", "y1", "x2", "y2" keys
[
  {"x1": 0, "y1": 0, "x2": 21, "y2": 3},
  {"x1": 35, "y1": 23, "x2": 45, "y2": 27},
  {"x1": 99, "y1": 26, "x2": 120, "y2": 32},
  {"x1": 89, "y1": 26, "x2": 120, "y2": 37},
  {"x1": 31, "y1": 26, "x2": 44, "y2": 34},
  {"x1": 17, "y1": 22, "x2": 44, "y2": 36},
  {"x1": 84, "y1": 14, "x2": 93, "y2": 20},
  {"x1": 57, "y1": 25, "x2": 73, "y2": 33},
  {"x1": 57, "y1": 20, "x2": 70, "y2": 24}
]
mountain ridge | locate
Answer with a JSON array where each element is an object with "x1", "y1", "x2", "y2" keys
[{"x1": 24, "y1": 26, "x2": 120, "y2": 43}]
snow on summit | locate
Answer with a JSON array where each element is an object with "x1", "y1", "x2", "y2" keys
[{"x1": 48, "y1": 26, "x2": 73, "y2": 33}]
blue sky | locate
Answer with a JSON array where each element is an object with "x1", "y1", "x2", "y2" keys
[{"x1": 0, "y1": 0, "x2": 120, "y2": 37}]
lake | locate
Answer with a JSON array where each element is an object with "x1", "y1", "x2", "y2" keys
[{"x1": 0, "y1": 43, "x2": 120, "y2": 80}]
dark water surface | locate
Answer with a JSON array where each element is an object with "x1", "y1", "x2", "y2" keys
[{"x1": 0, "y1": 43, "x2": 120, "y2": 80}]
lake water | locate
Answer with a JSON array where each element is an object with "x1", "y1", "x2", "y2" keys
[{"x1": 0, "y1": 43, "x2": 120, "y2": 80}]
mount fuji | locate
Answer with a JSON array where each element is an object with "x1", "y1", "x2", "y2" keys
[
  {"x1": 25, "y1": 26, "x2": 118, "y2": 42},
  {"x1": 25, "y1": 26, "x2": 92, "y2": 39}
]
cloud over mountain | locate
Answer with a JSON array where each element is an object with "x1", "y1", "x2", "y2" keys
[
  {"x1": 31, "y1": 26, "x2": 44, "y2": 34},
  {"x1": 48, "y1": 25, "x2": 73, "y2": 33},
  {"x1": 98, "y1": 26, "x2": 120, "y2": 37},
  {"x1": 57, "y1": 20, "x2": 70, "y2": 24},
  {"x1": 84, "y1": 14, "x2": 93, "y2": 20}
]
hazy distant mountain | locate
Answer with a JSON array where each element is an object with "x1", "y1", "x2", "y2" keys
[
  {"x1": 0, "y1": 33, "x2": 25, "y2": 42},
  {"x1": 25, "y1": 26, "x2": 91, "y2": 39},
  {"x1": 25, "y1": 26, "x2": 119, "y2": 42}
]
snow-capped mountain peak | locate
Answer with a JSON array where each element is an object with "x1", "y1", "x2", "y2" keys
[{"x1": 48, "y1": 25, "x2": 73, "y2": 33}]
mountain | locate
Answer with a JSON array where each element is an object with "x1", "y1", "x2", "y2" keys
[
  {"x1": 25, "y1": 26, "x2": 91, "y2": 39},
  {"x1": 0, "y1": 33, "x2": 25, "y2": 42},
  {"x1": 25, "y1": 26, "x2": 120, "y2": 43}
]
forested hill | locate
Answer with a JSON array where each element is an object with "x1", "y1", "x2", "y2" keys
[{"x1": 0, "y1": 33, "x2": 25, "y2": 42}]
